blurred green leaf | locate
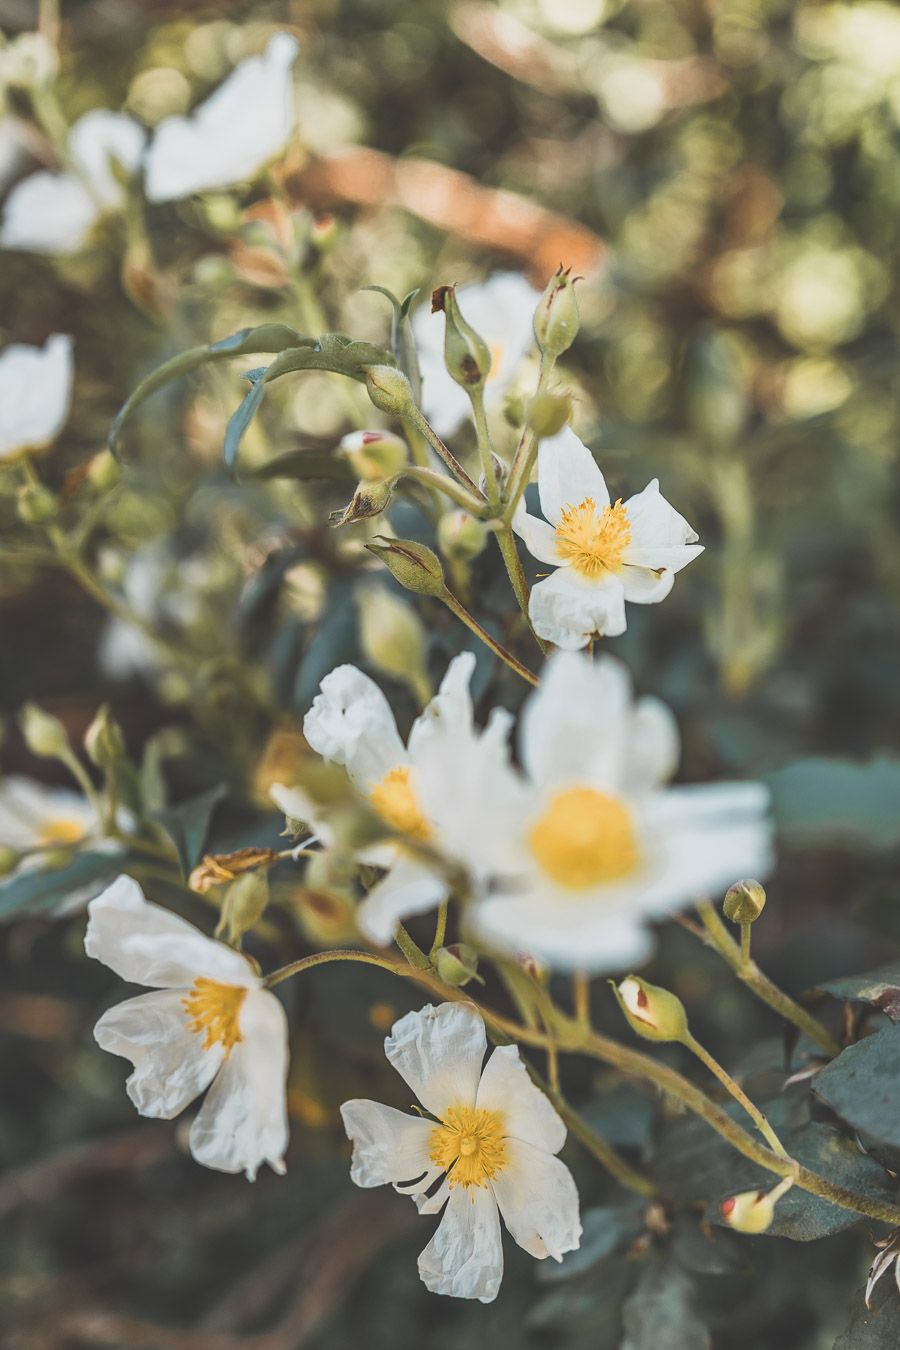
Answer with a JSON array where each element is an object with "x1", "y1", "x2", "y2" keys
[
  {"x1": 621, "y1": 1260, "x2": 711, "y2": 1350},
  {"x1": 818, "y1": 965, "x2": 900, "y2": 1022},
  {"x1": 541, "y1": 1202, "x2": 645, "y2": 1282},
  {"x1": 814, "y1": 1028, "x2": 900, "y2": 1150},
  {"x1": 0, "y1": 850, "x2": 134, "y2": 920},
  {"x1": 252, "y1": 450, "x2": 355, "y2": 482},
  {"x1": 765, "y1": 757, "x2": 900, "y2": 850},
  {"x1": 834, "y1": 1283, "x2": 900, "y2": 1349},
  {"x1": 154, "y1": 783, "x2": 227, "y2": 876}
]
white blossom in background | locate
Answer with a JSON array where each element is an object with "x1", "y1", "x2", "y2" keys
[
  {"x1": 0, "y1": 111, "x2": 145, "y2": 254},
  {"x1": 342, "y1": 1002, "x2": 581, "y2": 1302},
  {"x1": 412, "y1": 273, "x2": 541, "y2": 437},
  {"x1": 416, "y1": 651, "x2": 772, "y2": 973},
  {"x1": 144, "y1": 33, "x2": 299, "y2": 203},
  {"x1": 0, "y1": 118, "x2": 25, "y2": 193},
  {"x1": 98, "y1": 546, "x2": 211, "y2": 680},
  {"x1": 513, "y1": 427, "x2": 703, "y2": 649},
  {"x1": 272, "y1": 652, "x2": 518, "y2": 945},
  {"x1": 85, "y1": 876, "x2": 289, "y2": 1180},
  {"x1": 0, "y1": 334, "x2": 73, "y2": 459}
]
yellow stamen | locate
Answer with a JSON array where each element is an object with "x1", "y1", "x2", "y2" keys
[
  {"x1": 182, "y1": 978, "x2": 247, "y2": 1052},
  {"x1": 528, "y1": 786, "x2": 639, "y2": 889},
  {"x1": 38, "y1": 817, "x2": 86, "y2": 846},
  {"x1": 555, "y1": 496, "x2": 631, "y2": 579},
  {"x1": 429, "y1": 1105, "x2": 507, "y2": 1189},
  {"x1": 369, "y1": 765, "x2": 431, "y2": 841}
]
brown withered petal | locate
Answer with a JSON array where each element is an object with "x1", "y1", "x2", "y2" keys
[{"x1": 189, "y1": 847, "x2": 278, "y2": 894}]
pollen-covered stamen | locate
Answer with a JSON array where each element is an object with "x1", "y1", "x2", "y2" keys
[
  {"x1": 369, "y1": 765, "x2": 431, "y2": 842},
  {"x1": 555, "y1": 496, "x2": 631, "y2": 579},
  {"x1": 429, "y1": 1105, "x2": 507, "y2": 1189},
  {"x1": 38, "y1": 817, "x2": 86, "y2": 846},
  {"x1": 182, "y1": 978, "x2": 247, "y2": 1052},
  {"x1": 528, "y1": 786, "x2": 639, "y2": 889}
]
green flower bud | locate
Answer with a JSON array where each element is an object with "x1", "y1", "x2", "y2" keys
[
  {"x1": 16, "y1": 483, "x2": 58, "y2": 523},
  {"x1": 437, "y1": 509, "x2": 488, "y2": 562},
  {"x1": 612, "y1": 975, "x2": 689, "y2": 1043},
  {"x1": 329, "y1": 477, "x2": 396, "y2": 528},
  {"x1": 338, "y1": 429, "x2": 408, "y2": 481},
  {"x1": 435, "y1": 943, "x2": 482, "y2": 987},
  {"x1": 19, "y1": 703, "x2": 70, "y2": 759},
  {"x1": 216, "y1": 870, "x2": 270, "y2": 947},
  {"x1": 357, "y1": 587, "x2": 431, "y2": 705},
  {"x1": 533, "y1": 265, "x2": 580, "y2": 358},
  {"x1": 0, "y1": 845, "x2": 21, "y2": 877},
  {"x1": 365, "y1": 365, "x2": 415, "y2": 417},
  {"x1": 723, "y1": 879, "x2": 767, "y2": 924},
  {"x1": 525, "y1": 391, "x2": 573, "y2": 439},
  {"x1": 719, "y1": 1188, "x2": 776, "y2": 1234},
  {"x1": 84, "y1": 705, "x2": 126, "y2": 769},
  {"x1": 432, "y1": 285, "x2": 492, "y2": 390},
  {"x1": 365, "y1": 536, "x2": 447, "y2": 598},
  {"x1": 86, "y1": 450, "x2": 120, "y2": 492}
]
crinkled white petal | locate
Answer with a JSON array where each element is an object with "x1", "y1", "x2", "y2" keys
[
  {"x1": 93, "y1": 987, "x2": 223, "y2": 1118},
  {"x1": 85, "y1": 875, "x2": 260, "y2": 989},
  {"x1": 511, "y1": 500, "x2": 563, "y2": 567},
  {"x1": 519, "y1": 651, "x2": 632, "y2": 791},
  {"x1": 69, "y1": 109, "x2": 145, "y2": 205},
  {"x1": 340, "y1": 1099, "x2": 435, "y2": 1188},
  {"x1": 623, "y1": 544, "x2": 704, "y2": 574},
  {"x1": 0, "y1": 775, "x2": 95, "y2": 850},
  {"x1": 144, "y1": 34, "x2": 298, "y2": 202},
  {"x1": 491, "y1": 1139, "x2": 581, "y2": 1261},
  {"x1": 529, "y1": 567, "x2": 627, "y2": 649},
  {"x1": 0, "y1": 172, "x2": 98, "y2": 254},
  {"x1": 385, "y1": 1002, "x2": 486, "y2": 1119},
  {"x1": 0, "y1": 334, "x2": 73, "y2": 457},
  {"x1": 356, "y1": 853, "x2": 448, "y2": 946},
  {"x1": 619, "y1": 565, "x2": 675, "y2": 605},
  {"x1": 303, "y1": 664, "x2": 406, "y2": 791},
  {"x1": 407, "y1": 651, "x2": 475, "y2": 759},
  {"x1": 538, "y1": 427, "x2": 610, "y2": 525},
  {"x1": 188, "y1": 986, "x2": 289, "y2": 1180},
  {"x1": 417, "y1": 1182, "x2": 504, "y2": 1303},
  {"x1": 476, "y1": 1045, "x2": 566, "y2": 1154},
  {"x1": 624, "y1": 696, "x2": 680, "y2": 793},
  {"x1": 623, "y1": 479, "x2": 699, "y2": 550},
  {"x1": 469, "y1": 889, "x2": 657, "y2": 975}
]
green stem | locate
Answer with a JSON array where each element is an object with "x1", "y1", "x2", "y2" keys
[
  {"x1": 684, "y1": 1032, "x2": 789, "y2": 1159},
  {"x1": 394, "y1": 923, "x2": 431, "y2": 970},
  {"x1": 740, "y1": 922, "x2": 751, "y2": 971},
  {"x1": 404, "y1": 409, "x2": 481, "y2": 496},
  {"x1": 551, "y1": 1087, "x2": 656, "y2": 1197},
  {"x1": 469, "y1": 385, "x2": 500, "y2": 506},
  {"x1": 429, "y1": 902, "x2": 448, "y2": 958},
  {"x1": 397, "y1": 465, "x2": 489, "y2": 515},
  {"x1": 441, "y1": 590, "x2": 540, "y2": 687},
  {"x1": 696, "y1": 901, "x2": 840, "y2": 1057},
  {"x1": 264, "y1": 948, "x2": 398, "y2": 988},
  {"x1": 493, "y1": 525, "x2": 549, "y2": 654}
]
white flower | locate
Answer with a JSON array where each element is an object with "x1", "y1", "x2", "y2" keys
[
  {"x1": 1, "y1": 111, "x2": 145, "y2": 254},
  {"x1": 98, "y1": 545, "x2": 210, "y2": 679},
  {"x1": 144, "y1": 34, "x2": 299, "y2": 203},
  {"x1": 273, "y1": 653, "x2": 516, "y2": 946},
  {"x1": 0, "y1": 775, "x2": 97, "y2": 855},
  {"x1": 0, "y1": 334, "x2": 73, "y2": 459},
  {"x1": 512, "y1": 427, "x2": 704, "y2": 649},
  {"x1": 413, "y1": 273, "x2": 541, "y2": 437},
  {"x1": 341, "y1": 1001, "x2": 581, "y2": 1302},
  {"x1": 439, "y1": 651, "x2": 773, "y2": 972},
  {"x1": 85, "y1": 876, "x2": 289, "y2": 1180}
]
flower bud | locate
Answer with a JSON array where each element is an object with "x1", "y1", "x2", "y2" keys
[
  {"x1": 358, "y1": 587, "x2": 431, "y2": 704},
  {"x1": 84, "y1": 705, "x2": 126, "y2": 769},
  {"x1": 338, "y1": 429, "x2": 408, "y2": 482},
  {"x1": 0, "y1": 845, "x2": 21, "y2": 877},
  {"x1": 723, "y1": 879, "x2": 767, "y2": 925},
  {"x1": 365, "y1": 365, "x2": 414, "y2": 417},
  {"x1": 719, "y1": 1188, "x2": 776, "y2": 1234},
  {"x1": 329, "y1": 477, "x2": 395, "y2": 528},
  {"x1": 16, "y1": 483, "x2": 58, "y2": 523},
  {"x1": 533, "y1": 265, "x2": 580, "y2": 358},
  {"x1": 612, "y1": 975, "x2": 689, "y2": 1043},
  {"x1": 86, "y1": 450, "x2": 120, "y2": 492},
  {"x1": 432, "y1": 285, "x2": 492, "y2": 390},
  {"x1": 437, "y1": 509, "x2": 488, "y2": 562},
  {"x1": 19, "y1": 703, "x2": 70, "y2": 759},
  {"x1": 215, "y1": 870, "x2": 270, "y2": 946},
  {"x1": 526, "y1": 391, "x2": 573, "y2": 439},
  {"x1": 435, "y1": 943, "x2": 481, "y2": 987},
  {"x1": 365, "y1": 536, "x2": 447, "y2": 598}
]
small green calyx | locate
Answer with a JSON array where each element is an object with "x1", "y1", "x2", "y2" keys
[
  {"x1": 329, "y1": 477, "x2": 395, "y2": 528},
  {"x1": 365, "y1": 536, "x2": 447, "y2": 598},
  {"x1": 432, "y1": 285, "x2": 493, "y2": 390},
  {"x1": 723, "y1": 879, "x2": 767, "y2": 925},
  {"x1": 612, "y1": 975, "x2": 689, "y2": 1044},
  {"x1": 435, "y1": 943, "x2": 482, "y2": 987}
]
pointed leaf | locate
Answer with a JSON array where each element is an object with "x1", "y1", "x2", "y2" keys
[
  {"x1": 224, "y1": 373, "x2": 268, "y2": 471},
  {"x1": 154, "y1": 783, "x2": 227, "y2": 876},
  {"x1": 0, "y1": 849, "x2": 135, "y2": 920}
]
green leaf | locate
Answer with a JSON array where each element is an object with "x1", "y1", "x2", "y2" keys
[
  {"x1": 541, "y1": 1202, "x2": 645, "y2": 1282},
  {"x1": 154, "y1": 783, "x2": 227, "y2": 877},
  {"x1": 818, "y1": 964, "x2": 900, "y2": 1021},
  {"x1": 834, "y1": 1282, "x2": 900, "y2": 1349},
  {"x1": 0, "y1": 850, "x2": 135, "y2": 920},
  {"x1": 251, "y1": 449, "x2": 356, "y2": 483},
  {"x1": 362, "y1": 285, "x2": 421, "y2": 401},
  {"x1": 621, "y1": 1260, "x2": 711, "y2": 1350},
  {"x1": 224, "y1": 371, "x2": 267, "y2": 470},
  {"x1": 814, "y1": 1028, "x2": 900, "y2": 1150},
  {"x1": 765, "y1": 756, "x2": 900, "y2": 850},
  {"x1": 109, "y1": 324, "x2": 312, "y2": 455}
]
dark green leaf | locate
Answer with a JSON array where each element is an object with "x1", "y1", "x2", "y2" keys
[
  {"x1": 252, "y1": 450, "x2": 355, "y2": 483},
  {"x1": 818, "y1": 965, "x2": 900, "y2": 1022},
  {"x1": 670, "y1": 1215, "x2": 748, "y2": 1275},
  {"x1": 541, "y1": 1203, "x2": 645, "y2": 1282},
  {"x1": 154, "y1": 783, "x2": 227, "y2": 876},
  {"x1": 224, "y1": 373, "x2": 267, "y2": 471},
  {"x1": 621, "y1": 1260, "x2": 711, "y2": 1350},
  {"x1": 0, "y1": 850, "x2": 135, "y2": 920},
  {"x1": 814, "y1": 1028, "x2": 900, "y2": 1149},
  {"x1": 834, "y1": 1282, "x2": 900, "y2": 1349},
  {"x1": 765, "y1": 757, "x2": 900, "y2": 851}
]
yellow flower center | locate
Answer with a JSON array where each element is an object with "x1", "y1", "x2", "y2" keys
[
  {"x1": 528, "y1": 786, "x2": 639, "y2": 889},
  {"x1": 181, "y1": 978, "x2": 247, "y2": 1052},
  {"x1": 38, "y1": 817, "x2": 86, "y2": 847},
  {"x1": 429, "y1": 1105, "x2": 507, "y2": 1189},
  {"x1": 555, "y1": 497, "x2": 631, "y2": 579},
  {"x1": 369, "y1": 765, "x2": 431, "y2": 841}
]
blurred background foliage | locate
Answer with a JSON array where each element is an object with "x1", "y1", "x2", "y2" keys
[{"x1": 1, "y1": 0, "x2": 899, "y2": 1346}]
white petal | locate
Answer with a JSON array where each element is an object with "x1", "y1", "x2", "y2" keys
[
  {"x1": 624, "y1": 697, "x2": 680, "y2": 793},
  {"x1": 94, "y1": 988, "x2": 223, "y2": 1117},
  {"x1": 356, "y1": 854, "x2": 448, "y2": 946},
  {"x1": 144, "y1": 34, "x2": 298, "y2": 202},
  {"x1": 84, "y1": 875, "x2": 259, "y2": 989},
  {"x1": 407, "y1": 651, "x2": 475, "y2": 759},
  {"x1": 476, "y1": 1045, "x2": 566, "y2": 1154},
  {"x1": 69, "y1": 110, "x2": 145, "y2": 205},
  {"x1": 340, "y1": 1099, "x2": 435, "y2": 1187},
  {"x1": 417, "y1": 1183, "x2": 504, "y2": 1303},
  {"x1": 188, "y1": 987, "x2": 289, "y2": 1180},
  {"x1": 511, "y1": 500, "x2": 563, "y2": 567},
  {"x1": 623, "y1": 544, "x2": 704, "y2": 574},
  {"x1": 623, "y1": 479, "x2": 699, "y2": 550},
  {"x1": 619, "y1": 566, "x2": 675, "y2": 605},
  {"x1": 269, "y1": 782, "x2": 331, "y2": 845},
  {"x1": 303, "y1": 664, "x2": 405, "y2": 791},
  {"x1": 519, "y1": 650, "x2": 633, "y2": 791},
  {"x1": 469, "y1": 890, "x2": 656, "y2": 975},
  {"x1": 0, "y1": 775, "x2": 94, "y2": 850},
  {"x1": 385, "y1": 1002, "x2": 486, "y2": 1118},
  {"x1": 0, "y1": 334, "x2": 73, "y2": 458},
  {"x1": 538, "y1": 427, "x2": 610, "y2": 526},
  {"x1": 529, "y1": 568, "x2": 627, "y2": 650},
  {"x1": 491, "y1": 1139, "x2": 581, "y2": 1261},
  {"x1": 0, "y1": 172, "x2": 98, "y2": 254}
]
